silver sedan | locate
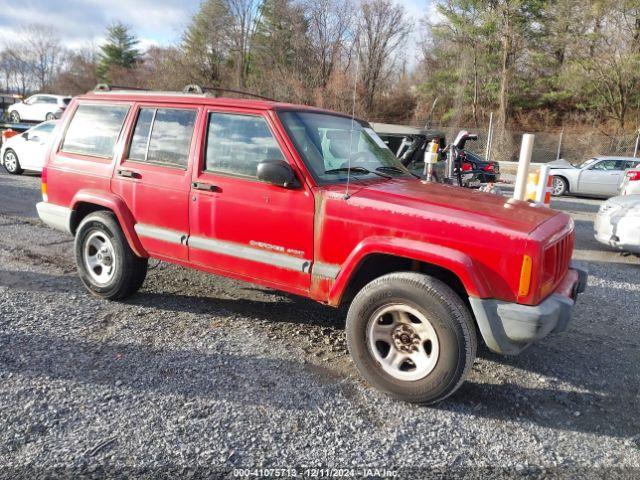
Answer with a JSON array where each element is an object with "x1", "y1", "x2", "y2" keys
[{"x1": 549, "y1": 156, "x2": 640, "y2": 198}]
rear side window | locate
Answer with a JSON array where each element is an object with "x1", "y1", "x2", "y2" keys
[
  {"x1": 127, "y1": 107, "x2": 197, "y2": 168},
  {"x1": 205, "y1": 113, "x2": 284, "y2": 178},
  {"x1": 61, "y1": 104, "x2": 129, "y2": 158}
]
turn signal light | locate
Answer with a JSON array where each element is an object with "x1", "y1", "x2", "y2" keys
[{"x1": 518, "y1": 254, "x2": 533, "y2": 297}]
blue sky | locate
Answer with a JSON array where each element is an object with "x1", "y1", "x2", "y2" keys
[{"x1": 0, "y1": 0, "x2": 436, "y2": 50}]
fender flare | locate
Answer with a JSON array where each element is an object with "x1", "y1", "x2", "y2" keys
[
  {"x1": 71, "y1": 189, "x2": 148, "y2": 258},
  {"x1": 328, "y1": 236, "x2": 491, "y2": 305}
]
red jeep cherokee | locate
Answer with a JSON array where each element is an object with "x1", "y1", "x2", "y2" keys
[{"x1": 36, "y1": 86, "x2": 587, "y2": 404}]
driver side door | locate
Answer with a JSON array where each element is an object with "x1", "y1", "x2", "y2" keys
[
  {"x1": 578, "y1": 160, "x2": 626, "y2": 196},
  {"x1": 188, "y1": 109, "x2": 314, "y2": 295}
]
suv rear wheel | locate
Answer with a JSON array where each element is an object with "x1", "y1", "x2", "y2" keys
[
  {"x1": 346, "y1": 272, "x2": 476, "y2": 404},
  {"x1": 75, "y1": 211, "x2": 148, "y2": 300}
]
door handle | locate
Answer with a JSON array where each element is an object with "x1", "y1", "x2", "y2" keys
[
  {"x1": 117, "y1": 169, "x2": 139, "y2": 179},
  {"x1": 192, "y1": 182, "x2": 219, "y2": 192}
]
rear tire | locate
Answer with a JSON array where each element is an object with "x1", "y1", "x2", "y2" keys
[
  {"x1": 3, "y1": 149, "x2": 23, "y2": 175},
  {"x1": 552, "y1": 176, "x2": 568, "y2": 196},
  {"x1": 346, "y1": 272, "x2": 477, "y2": 404},
  {"x1": 45, "y1": 113, "x2": 55, "y2": 121},
  {"x1": 74, "y1": 211, "x2": 148, "y2": 300}
]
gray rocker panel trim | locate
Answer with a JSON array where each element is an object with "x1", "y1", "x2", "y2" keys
[
  {"x1": 311, "y1": 262, "x2": 341, "y2": 279},
  {"x1": 134, "y1": 223, "x2": 187, "y2": 245},
  {"x1": 189, "y1": 236, "x2": 311, "y2": 273}
]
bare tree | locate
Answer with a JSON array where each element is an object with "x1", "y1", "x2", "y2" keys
[
  {"x1": 23, "y1": 24, "x2": 64, "y2": 91},
  {"x1": 303, "y1": 0, "x2": 355, "y2": 88},
  {"x1": 357, "y1": 0, "x2": 412, "y2": 114},
  {"x1": 227, "y1": 0, "x2": 262, "y2": 88}
]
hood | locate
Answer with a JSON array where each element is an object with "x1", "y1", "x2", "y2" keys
[
  {"x1": 547, "y1": 159, "x2": 574, "y2": 169},
  {"x1": 339, "y1": 179, "x2": 561, "y2": 235}
]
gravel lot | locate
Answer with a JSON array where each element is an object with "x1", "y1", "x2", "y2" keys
[{"x1": 0, "y1": 169, "x2": 639, "y2": 478}]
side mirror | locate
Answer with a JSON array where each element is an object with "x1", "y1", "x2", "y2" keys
[
  {"x1": 21, "y1": 132, "x2": 29, "y2": 140},
  {"x1": 257, "y1": 160, "x2": 300, "y2": 188}
]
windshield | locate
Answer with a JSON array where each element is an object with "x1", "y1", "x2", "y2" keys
[
  {"x1": 278, "y1": 111, "x2": 411, "y2": 183},
  {"x1": 574, "y1": 158, "x2": 597, "y2": 168}
]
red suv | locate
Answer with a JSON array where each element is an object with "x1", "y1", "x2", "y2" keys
[{"x1": 36, "y1": 86, "x2": 587, "y2": 404}]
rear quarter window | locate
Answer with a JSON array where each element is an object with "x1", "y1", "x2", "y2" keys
[{"x1": 61, "y1": 103, "x2": 129, "y2": 158}]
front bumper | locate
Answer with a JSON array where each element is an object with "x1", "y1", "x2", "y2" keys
[{"x1": 469, "y1": 264, "x2": 588, "y2": 355}]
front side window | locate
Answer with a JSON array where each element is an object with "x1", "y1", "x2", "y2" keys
[
  {"x1": 205, "y1": 113, "x2": 284, "y2": 178},
  {"x1": 278, "y1": 111, "x2": 410, "y2": 183},
  {"x1": 591, "y1": 160, "x2": 621, "y2": 171},
  {"x1": 127, "y1": 107, "x2": 197, "y2": 168},
  {"x1": 61, "y1": 103, "x2": 129, "y2": 158}
]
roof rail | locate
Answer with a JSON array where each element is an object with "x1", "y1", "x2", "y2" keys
[
  {"x1": 183, "y1": 84, "x2": 276, "y2": 102},
  {"x1": 93, "y1": 84, "x2": 150, "y2": 92}
]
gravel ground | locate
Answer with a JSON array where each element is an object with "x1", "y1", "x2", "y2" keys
[{"x1": 0, "y1": 169, "x2": 639, "y2": 478}]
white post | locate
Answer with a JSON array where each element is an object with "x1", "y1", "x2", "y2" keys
[
  {"x1": 634, "y1": 131, "x2": 640, "y2": 158},
  {"x1": 535, "y1": 164, "x2": 551, "y2": 204},
  {"x1": 556, "y1": 129, "x2": 564, "y2": 161},
  {"x1": 513, "y1": 134, "x2": 535, "y2": 201},
  {"x1": 485, "y1": 112, "x2": 493, "y2": 161}
]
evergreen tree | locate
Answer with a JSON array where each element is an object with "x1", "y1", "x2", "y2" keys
[{"x1": 97, "y1": 23, "x2": 141, "y2": 81}]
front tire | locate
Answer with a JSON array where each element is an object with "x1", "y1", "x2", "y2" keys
[
  {"x1": 45, "y1": 112, "x2": 55, "y2": 121},
  {"x1": 346, "y1": 272, "x2": 477, "y2": 404},
  {"x1": 8, "y1": 111, "x2": 20, "y2": 123},
  {"x1": 3, "y1": 149, "x2": 23, "y2": 175},
  {"x1": 552, "y1": 176, "x2": 568, "y2": 196},
  {"x1": 75, "y1": 211, "x2": 148, "y2": 300}
]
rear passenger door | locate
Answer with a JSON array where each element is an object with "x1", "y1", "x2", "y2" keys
[
  {"x1": 188, "y1": 109, "x2": 314, "y2": 295},
  {"x1": 578, "y1": 160, "x2": 626, "y2": 196},
  {"x1": 111, "y1": 104, "x2": 200, "y2": 261}
]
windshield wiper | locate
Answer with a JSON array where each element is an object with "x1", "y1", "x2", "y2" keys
[
  {"x1": 376, "y1": 165, "x2": 420, "y2": 179},
  {"x1": 324, "y1": 166, "x2": 392, "y2": 179}
]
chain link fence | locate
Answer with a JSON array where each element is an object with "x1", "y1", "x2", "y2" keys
[{"x1": 432, "y1": 125, "x2": 640, "y2": 164}]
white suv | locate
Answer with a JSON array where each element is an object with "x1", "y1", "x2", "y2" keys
[{"x1": 7, "y1": 94, "x2": 71, "y2": 123}]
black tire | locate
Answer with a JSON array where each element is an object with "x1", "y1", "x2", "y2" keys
[
  {"x1": 74, "y1": 211, "x2": 148, "y2": 300},
  {"x1": 551, "y1": 176, "x2": 568, "y2": 197},
  {"x1": 8, "y1": 111, "x2": 20, "y2": 123},
  {"x1": 346, "y1": 272, "x2": 477, "y2": 404},
  {"x1": 3, "y1": 149, "x2": 23, "y2": 175},
  {"x1": 45, "y1": 112, "x2": 55, "y2": 121}
]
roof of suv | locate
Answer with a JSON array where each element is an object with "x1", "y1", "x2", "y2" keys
[{"x1": 81, "y1": 90, "x2": 353, "y2": 119}]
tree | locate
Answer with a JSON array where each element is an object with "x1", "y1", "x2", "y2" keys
[
  {"x1": 97, "y1": 23, "x2": 142, "y2": 81},
  {"x1": 303, "y1": 0, "x2": 355, "y2": 88},
  {"x1": 226, "y1": 0, "x2": 263, "y2": 88},
  {"x1": 181, "y1": 0, "x2": 233, "y2": 86},
  {"x1": 357, "y1": 0, "x2": 412, "y2": 115}
]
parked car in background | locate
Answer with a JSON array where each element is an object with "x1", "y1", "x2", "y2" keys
[
  {"x1": 35, "y1": 85, "x2": 586, "y2": 405},
  {"x1": 7, "y1": 94, "x2": 71, "y2": 123},
  {"x1": 457, "y1": 150, "x2": 500, "y2": 186},
  {"x1": 595, "y1": 194, "x2": 640, "y2": 254},
  {"x1": 1, "y1": 121, "x2": 58, "y2": 174},
  {"x1": 618, "y1": 166, "x2": 640, "y2": 196},
  {"x1": 548, "y1": 156, "x2": 640, "y2": 198}
]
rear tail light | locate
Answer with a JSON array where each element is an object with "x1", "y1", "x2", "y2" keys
[
  {"x1": 626, "y1": 170, "x2": 640, "y2": 182},
  {"x1": 461, "y1": 162, "x2": 472, "y2": 172},
  {"x1": 41, "y1": 166, "x2": 48, "y2": 202},
  {"x1": 483, "y1": 164, "x2": 495, "y2": 172}
]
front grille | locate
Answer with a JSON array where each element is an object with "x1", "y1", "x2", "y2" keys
[{"x1": 544, "y1": 232, "x2": 574, "y2": 288}]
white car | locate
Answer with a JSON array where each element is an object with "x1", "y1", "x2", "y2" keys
[
  {"x1": 549, "y1": 156, "x2": 640, "y2": 198},
  {"x1": 594, "y1": 194, "x2": 640, "y2": 254},
  {"x1": 7, "y1": 94, "x2": 71, "y2": 123},
  {"x1": 619, "y1": 167, "x2": 640, "y2": 196},
  {"x1": 1, "y1": 121, "x2": 58, "y2": 174}
]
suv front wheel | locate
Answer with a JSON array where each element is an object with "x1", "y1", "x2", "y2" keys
[
  {"x1": 75, "y1": 211, "x2": 148, "y2": 300},
  {"x1": 346, "y1": 272, "x2": 477, "y2": 404}
]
